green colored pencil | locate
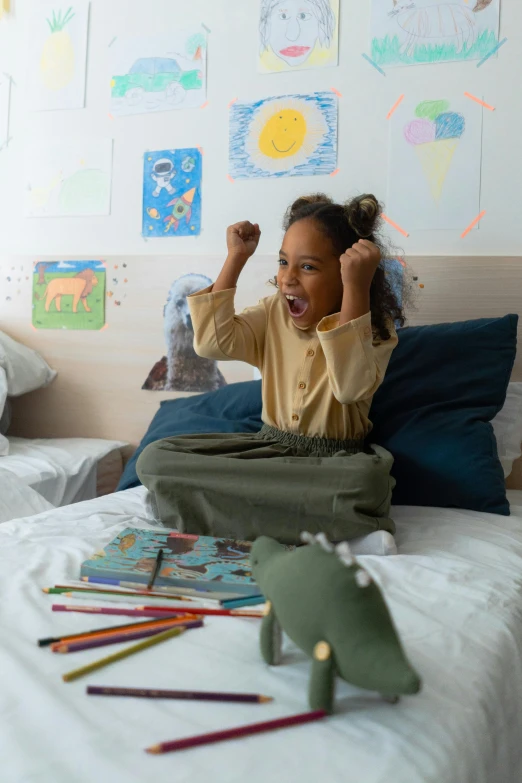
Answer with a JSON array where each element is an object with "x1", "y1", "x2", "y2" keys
[{"x1": 62, "y1": 625, "x2": 186, "y2": 683}]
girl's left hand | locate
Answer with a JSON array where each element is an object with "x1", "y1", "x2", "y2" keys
[{"x1": 340, "y1": 240, "x2": 382, "y2": 290}]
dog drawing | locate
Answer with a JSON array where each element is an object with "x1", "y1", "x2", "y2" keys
[
  {"x1": 142, "y1": 273, "x2": 227, "y2": 393},
  {"x1": 43, "y1": 268, "x2": 98, "y2": 313}
]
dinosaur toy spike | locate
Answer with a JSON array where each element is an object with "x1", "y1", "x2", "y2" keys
[
  {"x1": 355, "y1": 569, "x2": 372, "y2": 588},
  {"x1": 314, "y1": 533, "x2": 334, "y2": 553},
  {"x1": 300, "y1": 532, "x2": 315, "y2": 545},
  {"x1": 335, "y1": 541, "x2": 354, "y2": 566}
]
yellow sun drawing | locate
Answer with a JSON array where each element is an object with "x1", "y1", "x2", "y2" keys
[{"x1": 245, "y1": 97, "x2": 327, "y2": 175}]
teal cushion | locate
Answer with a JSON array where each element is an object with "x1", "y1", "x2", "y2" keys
[{"x1": 371, "y1": 315, "x2": 518, "y2": 515}]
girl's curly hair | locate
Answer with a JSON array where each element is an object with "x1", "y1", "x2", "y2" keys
[{"x1": 283, "y1": 193, "x2": 406, "y2": 342}]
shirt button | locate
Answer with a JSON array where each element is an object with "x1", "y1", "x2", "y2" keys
[
  {"x1": 307, "y1": 349, "x2": 314, "y2": 357},
  {"x1": 364, "y1": 326, "x2": 372, "y2": 337},
  {"x1": 292, "y1": 414, "x2": 299, "y2": 422},
  {"x1": 298, "y1": 382, "x2": 306, "y2": 390}
]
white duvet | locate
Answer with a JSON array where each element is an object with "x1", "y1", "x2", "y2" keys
[{"x1": 1, "y1": 488, "x2": 522, "y2": 783}]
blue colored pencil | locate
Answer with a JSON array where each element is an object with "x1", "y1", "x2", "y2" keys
[{"x1": 221, "y1": 595, "x2": 265, "y2": 609}]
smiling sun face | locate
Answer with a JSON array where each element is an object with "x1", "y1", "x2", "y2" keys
[
  {"x1": 258, "y1": 110, "x2": 307, "y2": 159},
  {"x1": 245, "y1": 96, "x2": 328, "y2": 175}
]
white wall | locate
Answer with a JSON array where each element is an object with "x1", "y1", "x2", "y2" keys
[{"x1": 0, "y1": 0, "x2": 521, "y2": 259}]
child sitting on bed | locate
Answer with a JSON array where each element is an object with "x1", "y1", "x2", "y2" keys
[{"x1": 137, "y1": 193, "x2": 404, "y2": 551}]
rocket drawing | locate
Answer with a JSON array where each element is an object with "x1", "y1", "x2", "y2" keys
[{"x1": 164, "y1": 187, "x2": 197, "y2": 233}]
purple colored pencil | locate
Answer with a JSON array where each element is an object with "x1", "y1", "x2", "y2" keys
[
  {"x1": 54, "y1": 620, "x2": 203, "y2": 653},
  {"x1": 86, "y1": 685, "x2": 273, "y2": 703},
  {"x1": 51, "y1": 604, "x2": 183, "y2": 619}
]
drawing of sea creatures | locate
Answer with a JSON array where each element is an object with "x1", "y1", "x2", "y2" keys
[
  {"x1": 118, "y1": 532, "x2": 137, "y2": 554},
  {"x1": 151, "y1": 158, "x2": 176, "y2": 197},
  {"x1": 164, "y1": 187, "x2": 196, "y2": 233},
  {"x1": 43, "y1": 269, "x2": 98, "y2": 313},
  {"x1": 390, "y1": 2, "x2": 478, "y2": 56}
]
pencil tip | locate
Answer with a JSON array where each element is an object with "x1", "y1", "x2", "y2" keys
[
  {"x1": 259, "y1": 695, "x2": 273, "y2": 703},
  {"x1": 42, "y1": 587, "x2": 50, "y2": 593},
  {"x1": 145, "y1": 745, "x2": 161, "y2": 754}
]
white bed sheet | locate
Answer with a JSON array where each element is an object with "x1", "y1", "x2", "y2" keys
[
  {"x1": 1, "y1": 489, "x2": 522, "y2": 783},
  {"x1": 1, "y1": 437, "x2": 127, "y2": 507}
]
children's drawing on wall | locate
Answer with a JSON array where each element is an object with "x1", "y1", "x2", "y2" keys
[
  {"x1": 32, "y1": 260, "x2": 106, "y2": 330},
  {"x1": 109, "y1": 32, "x2": 207, "y2": 117},
  {"x1": 26, "y1": 1, "x2": 90, "y2": 111},
  {"x1": 0, "y1": 77, "x2": 11, "y2": 151},
  {"x1": 143, "y1": 274, "x2": 227, "y2": 393},
  {"x1": 371, "y1": 0, "x2": 500, "y2": 67},
  {"x1": 230, "y1": 92, "x2": 337, "y2": 179},
  {"x1": 258, "y1": 0, "x2": 339, "y2": 73},
  {"x1": 142, "y1": 148, "x2": 202, "y2": 238},
  {"x1": 25, "y1": 139, "x2": 113, "y2": 217},
  {"x1": 387, "y1": 97, "x2": 482, "y2": 231}
]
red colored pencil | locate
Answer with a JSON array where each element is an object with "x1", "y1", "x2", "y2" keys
[
  {"x1": 54, "y1": 619, "x2": 204, "y2": 653},
  {"x1": 145, "y1": 710, "x2": 328, "y2": 754},
  {"x1": 136, "y1": 606, "x2": 263, "y2": 618},
  {"x1": 52, "y1": 605, "x2": 183, "y2": 619}
]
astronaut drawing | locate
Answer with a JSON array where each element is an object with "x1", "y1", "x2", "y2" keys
[{"x1": 151, "y1": 158, "x2": 176, "y2": 198}]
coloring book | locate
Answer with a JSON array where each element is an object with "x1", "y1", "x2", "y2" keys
[{"x1": 80, "y1": 528, "x2": 261, "y2": 596}]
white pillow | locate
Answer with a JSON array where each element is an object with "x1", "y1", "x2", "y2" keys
[
  {"x1": 0, "y1": 368, "x2": 8, "y2": 456},
  {"x1": 0, "y1": 331, "x2": 56, "y2": 397},
  {"x1": 492, "y1": 383, "x2": 522, "y2": 478}
]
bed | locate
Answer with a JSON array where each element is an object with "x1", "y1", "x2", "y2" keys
[{"x1": 2, "y1": 485, "x2": 522, "y2": 783}]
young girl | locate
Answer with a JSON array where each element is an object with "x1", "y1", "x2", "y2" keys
[{"x1": 137, "y1": 194, "x2": 404, "y2": 547}]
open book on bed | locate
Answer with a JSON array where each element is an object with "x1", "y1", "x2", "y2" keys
[{"x1": 80, "y1": 527, "x2": 262, "y2": 596}]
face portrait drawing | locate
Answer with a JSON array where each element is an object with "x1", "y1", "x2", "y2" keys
[{"x1": 260, "y1": 0, "x2": 336, "y2": 68}]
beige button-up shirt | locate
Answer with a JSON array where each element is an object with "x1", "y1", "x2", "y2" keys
[{"x1": 188, "y1": 286, "x2": 398, "y2": 441}]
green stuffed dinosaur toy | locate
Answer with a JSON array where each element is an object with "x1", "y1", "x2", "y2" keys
[{"x1": 250, "y1": 533, "x2": 421, "y2": 714}]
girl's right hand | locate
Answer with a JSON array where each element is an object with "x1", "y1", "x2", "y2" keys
[{"x1": 226, "y1": 221, "x2": 261, "y2": 262}]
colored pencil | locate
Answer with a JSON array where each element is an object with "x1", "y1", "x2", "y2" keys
[
  {"x1": 56, "y1": 592, "x2": 192, "y2": 607},
  {"x1": 80, "y1": 576, "x2": 231, "y2": 599},
  {"x1": 52, "y1": 604, "x2": 184, "y2": 619},
  {"x1": 147, "y1": 548, "x2": 164, "y2": 590},
  {"x1": 145, "y1": 710, "x2": 328, "y2": 754},
  {"x1": 38, "y1": 616, "x2": 195, "y2": 647},
  {"x1": 87, "y1": 685, "x2": 273, "y2": 703},
  {"x1": 221, "y1": 595, "x2": 265, "y2": 609},
  {"x1": 44, "y1": 586, "x2": 199, "y2": 602},
  {"x1": 54, "y1": 619, "x2": 203, "y2": 653},
  {"x1": 135, "y1": 605, "x2": 263, "y2": 618},
  {"x1": 62, "y1": 626, "x2": 187, "y2": 683},
  {"x1": 51, "y1": 614, "x2": 201, "y2": 652}
]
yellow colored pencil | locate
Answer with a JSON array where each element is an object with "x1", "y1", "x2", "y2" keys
[{"x1": 62, "y1": 625, "x2": 186, "y2": 683}]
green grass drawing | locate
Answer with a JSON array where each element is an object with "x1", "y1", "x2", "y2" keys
[
  {"x1": 32, "y1": 271, "x2": 106, "y2": 331},
  {"x1": 371, "y1": 31, "x2": 498, "y2": 66}
]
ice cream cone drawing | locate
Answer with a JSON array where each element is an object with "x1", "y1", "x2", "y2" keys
[{"x1": 404, "y1": 101, "x2": 465, "y2": 203}]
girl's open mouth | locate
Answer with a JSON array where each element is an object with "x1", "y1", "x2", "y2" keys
[
  {"x1": 285, "y1": 294, "x2": 309, "y2": 319},
  {"x1": 279, "y1": 46, "x2": 311, "y2": 57}
]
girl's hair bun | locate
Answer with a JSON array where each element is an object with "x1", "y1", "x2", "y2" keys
[
  {"x1": 287, "y1": 193, "x2": 332, "y2": 222},
  {"x1": 344, "y1": 194, "x2": 381, "y2": 238}
]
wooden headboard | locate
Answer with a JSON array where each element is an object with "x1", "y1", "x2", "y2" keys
[{"x1": 3, "y1": 255, "x2": 521, "y2": 482}]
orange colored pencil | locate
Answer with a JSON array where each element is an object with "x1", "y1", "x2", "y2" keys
[{"x1": 136, "y1": 606, "x2": 263, "y2": 618}]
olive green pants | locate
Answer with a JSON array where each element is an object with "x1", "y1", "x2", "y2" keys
[{"x1": 136, "y1": 425, "x2": 395, "y2": 545}]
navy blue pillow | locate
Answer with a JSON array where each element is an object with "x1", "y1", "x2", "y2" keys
[
  {"x1": 371, "y1": 314, "x2": 518, "y2": 515},
  {"x1": 118, "y1": 381, "x2": 262, "y2": 491},
  {"x1": 120, "y1": 315, "x2": 517, "y2": 515}
]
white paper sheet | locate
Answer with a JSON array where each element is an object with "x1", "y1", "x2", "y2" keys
[
  {"x1": 109, "y1": 32, "x2": 207, "y2": 118},
  {"x1": 258, "y1": 0, "x2": 339, "y2": 73},
  {"x1": 25, "y1": 0, "x2": 90, "y2": 112},
  {"x1": 387, "y1": 95, "x2": 483, "y2": 231},
  {"x1": 25, "y1": 138, "x2": 113, "y2": 217},
  {"x1": 0, "y1": 77, "x2": 10, "y2": 149},
  {"x1": 370, "y1": 0, "x2": 501, "y2": 68}
]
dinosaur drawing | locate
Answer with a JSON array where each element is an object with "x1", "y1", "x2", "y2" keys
[{"x1": 251, "y1": 533, "x2": 421, "y2": 713}]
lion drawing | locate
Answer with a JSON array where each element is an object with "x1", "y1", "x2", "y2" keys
[{"x1": 43, "y1": 268, "x2": 98, "y2": 313}]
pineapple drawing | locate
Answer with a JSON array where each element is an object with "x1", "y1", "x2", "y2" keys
[{"x1": 40, "y1": 7, "x2": 76, "y2": 91}]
